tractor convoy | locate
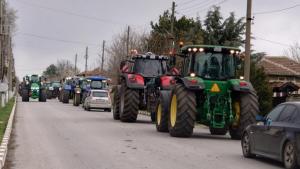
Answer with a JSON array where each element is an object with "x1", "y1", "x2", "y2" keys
[{"x1": 19, "y1": 46, "x2": 259, "y2": 140}]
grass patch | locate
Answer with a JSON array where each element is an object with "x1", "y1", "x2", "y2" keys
[{"x1": 0, "y1": 97, "x2": 15, "y2": 143}]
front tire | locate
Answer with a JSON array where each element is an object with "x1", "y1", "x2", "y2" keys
[
  {"x1": 73, "y1": 93, "x2": 81, "y2": 106},
  {"x1": 113, "y1": 87, "x2": 120, "y2": 120},
  {"x1": 39, "y1": 89, "x2": 47, "y2": 102},
  {"x1": 283, "y1": 141, "x2": 298, "y2": 169},
  {"x1": 156, "y1": 90, "x2": 171, "y2": 132},
  {"x1": 119, "y1": 83, "x2": 139, "y2": 122},
  {"x1": 62, "y1": 90, "x2": 70, "y2": 104},
  {"x1": 22, "y1": 89, "x2": 29, "y2": 102},
  {"x1": 168, "y1": 84, "x2": 196, "y2": 137},
  {"x1": 241, "y1": 132, "x2": 254, "y2": 158},
  {"x1": 230, "y1": 90, "x2": 259, "y2": 140}
]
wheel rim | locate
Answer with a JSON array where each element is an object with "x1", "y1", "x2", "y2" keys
[
  {"x1": 233, "y1": 101, "x2": 241, "y2": 126},
  {"x1": 157, "y1": 104, "x2": 162, "y2": 125},
  {"x1": 284, "y1": 142, "x2": 295, "y2": 168},
  {"x1": 170, "y1": 95, "x2": 177, "y2": 127},
  {"x1": 242, "y1": 133, "x2": 250, "y2": 155}
]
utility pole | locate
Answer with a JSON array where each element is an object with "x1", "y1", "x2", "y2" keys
[
  {"x1": 126, "y1": 26, "x2": 130, "y2": 56},
  {"x1": 85, "y1": 46, "x2": 88, "y2": 72},
  {"x1": 170, "y1": 1, "x2": 176, "y2": 64},
  {"x1": 101, "y1": 40, "x2": 105, "y2": 72},
  {"x1": 74, "y1": 53, "x2": 77, "y2": 74},
  {"x1": 244, "y1": 0, "x2": 252, "y2": 81}
]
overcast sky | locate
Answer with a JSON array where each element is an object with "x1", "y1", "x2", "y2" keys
[{"x1": 8, "y1": 0, "x2": 300, "y2": 77}]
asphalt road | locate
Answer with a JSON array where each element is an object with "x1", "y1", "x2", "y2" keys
[{"x1": 5, "y1": 98, "x2": 283, "y2": 169}]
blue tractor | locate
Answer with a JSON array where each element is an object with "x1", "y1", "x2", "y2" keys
[{"x1": 60, "y1": 77, "x2": 74, "y2": 103}]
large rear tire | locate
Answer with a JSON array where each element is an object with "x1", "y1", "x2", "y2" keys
[
  {"x1": 119, "y1": 83, "x2": 139, "y2": 122},
  {"x1": 113, "y1": 86, "x2": 120, "y2": 120},
  {"x1": 156, "y1": 90, "x2": 171, "y2": 132},
  {"x1": 62, "y1": 90, "x2": 70, "y2": 104},
  {"x1": 39, "y1": 89, "x2": 47, "y2": 102},
  {"x1": 22, "y1": 89, "x2": 29, "y2": 102},
  {"x1": 73, "y1": 93, "x2": 81, "y2": 106},
  {"x1": 229, "y1": 90, "x2": 259, "y2": 140},
  {"x1": 168, "y1": 84, "x2": 196, "y2": 137}
]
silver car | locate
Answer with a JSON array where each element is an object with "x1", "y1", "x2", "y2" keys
[{"x1": 83, "y1": 90, "x2": 111, "y2": 111}]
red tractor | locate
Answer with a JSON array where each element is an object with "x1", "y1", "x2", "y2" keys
[{"x1": 113, "y1": 52, "x2": 177, "y2": 123}]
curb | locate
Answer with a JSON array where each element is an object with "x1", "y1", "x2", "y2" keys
[{"x1": 0, "y1": 98, "x2": 16, "y2": 168}]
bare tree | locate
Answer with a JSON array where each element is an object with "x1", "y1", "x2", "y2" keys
[
  {"x1": 284, "y1": 42, "x2": 300, "y2": 62},
  {"x1": 56, "y1": 59, "x2": 77, "y2": 79},
  {"x1": 106, "y1": 27, "x2": 149, "y2": 82}
]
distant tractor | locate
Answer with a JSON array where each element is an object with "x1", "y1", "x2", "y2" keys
[
  {"x1": 60, "y1": 77, "x2": 73, "y2": 103},
  {"x1": 113, "y1": 52, "x2": 174, "y2": 122},
  {"x1": 156, "y1": 45, "x2": 259, "y2": 139},
  {"x1": 21, "y1": 74, "x2": 47, "y2": 102}
]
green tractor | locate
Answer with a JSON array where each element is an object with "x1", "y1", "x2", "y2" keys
[
  {"x1": 21, "y1": 74, "x2": 47, "y2": 102},
  {"x1": 156, "y1": 45, "x2": 259, "y2": 139}
]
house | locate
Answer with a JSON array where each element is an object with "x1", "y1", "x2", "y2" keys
[{"x1": 259, "y1": 56, "x2": 300, "y2": 106}]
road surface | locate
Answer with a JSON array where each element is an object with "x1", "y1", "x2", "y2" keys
[{"x1": 5, "y1": 98, "x2": 283, "y2": 169}]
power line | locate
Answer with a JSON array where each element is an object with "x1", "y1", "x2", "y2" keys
[
  {"x1": 255, "y1": 36, "x2": 290, "y2": 47},
  {"x1": 254, "y1": 4, "x2": 300, "y2": 15},
  {"x1": 180, "y1": 0, "x2": 228, "y2": 16},
  {"x1": 177, "y1": 0, "x2": 198, "y2": 6},
  {"x1": 13, "y1": 0, "x2": 127, "y2": 25},
  {"x1": 178, "y1": 0, "x2": 213, "y2": 12},
  {"x1": 16, "y1": 32, "x2": 98, "y2": 46}
]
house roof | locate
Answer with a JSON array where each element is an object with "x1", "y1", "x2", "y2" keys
[
  {"x1": 270, "y1": 81, "x2": 299, "y2": 92},
  {"x1": 259, "y1": 56, "x2": 300, "y2": 76}
]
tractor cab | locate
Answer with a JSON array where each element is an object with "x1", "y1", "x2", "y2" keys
[
  {"x1": 180, "y1": 45, "x2": 242, "y2": 80},
  {"x1": 86, "y1": 76, "x2": 108, "y2": 90}
]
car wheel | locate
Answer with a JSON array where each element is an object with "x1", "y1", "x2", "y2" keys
[
  {"x1": 283, "y1": 141, "x2": 298, "y2": 169},
  {"x1": 241, "y1": 132, "x2": 254, "y2": 158}
]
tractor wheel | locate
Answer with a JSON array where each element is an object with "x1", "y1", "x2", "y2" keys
[
  {"x1": 46, "y1": 91, "x2": 52, "y2": 99},
  {"x1": 113, "y1": 87, "x2": 120, "y2": 120},
  {"x1": 229, "y1": 90, "x2": 259, "y2": 140},
  {"x1": 209, "y1": 127, "x2": 227, "y2": 135},
  {"x1": 62, "y1": 90, "x2": 70, "y2": 104},
  {"x1": 39, "y1": 89, "x2": 47, "y2": 102},
  {"x1": 151, "y1": 112, "x2": 156, "y2": 122},
  {"x1": 73, "y1": 93, "x2": 81, "y2": 106},
  {"x1": 168, "y1": 84, "x2": 196, "y2": 137},
  {"x1": 119, "y1": 83, "x2": 139, "y2": 122},
  {"x1": 22, "y1": 89, "x2": 29, "y2": 102},
  {"x1": 156, "y1": 90, "x2": 171, "y2": 132}
]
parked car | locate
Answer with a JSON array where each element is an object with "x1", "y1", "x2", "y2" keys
[
  {"x1": 83, "y1": 89, "x2": 111, "y2": 111},
  {"x1": 241, "y1": 102, "x2": 300, "y2": 169}
]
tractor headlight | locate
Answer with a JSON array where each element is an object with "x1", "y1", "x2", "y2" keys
[
  {"x1": 240, "y1": 76, "x2": 244, "y2": 80},
  {"x1": 190, "y1": 73, "x2": 196, "y2": 77}
]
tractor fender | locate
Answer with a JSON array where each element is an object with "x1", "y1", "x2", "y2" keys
[
  {"x1": 177, "y1": 77, "x2": 205, "y2": 90},
  {"x1": 159, "y1": 75, "x2": 175, "y2": 90},
  {"x1": 229, "y1": 79, "x2": 255, "y2": 93},
  {"x1": 120, "y1": 74, "x2": 144, "y2": 89}
]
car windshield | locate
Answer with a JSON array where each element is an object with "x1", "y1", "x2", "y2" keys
[
  {"x1": 192, "y1": 52, "x2": 236, "y2": 80},
  {"x1": 133, "y1": 59, "x2": 166, "y2": 77},
  {"x1": 92, "y1": 91, "x2": 108, "y2": 97}
]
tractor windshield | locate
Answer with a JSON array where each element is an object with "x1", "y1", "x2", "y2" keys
[
  {"x1": 51, "y1": 82, "x2": 61, "y2": 87},
  {"x1": 192, "y1": 52, "x2": 236, "y2": 80},
  {"x1": 133, "y1": 59, "x2": 167, "y2": 77},
  {"x1": 31, "y1": 75, "x2": 39, "y2": 83}
]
